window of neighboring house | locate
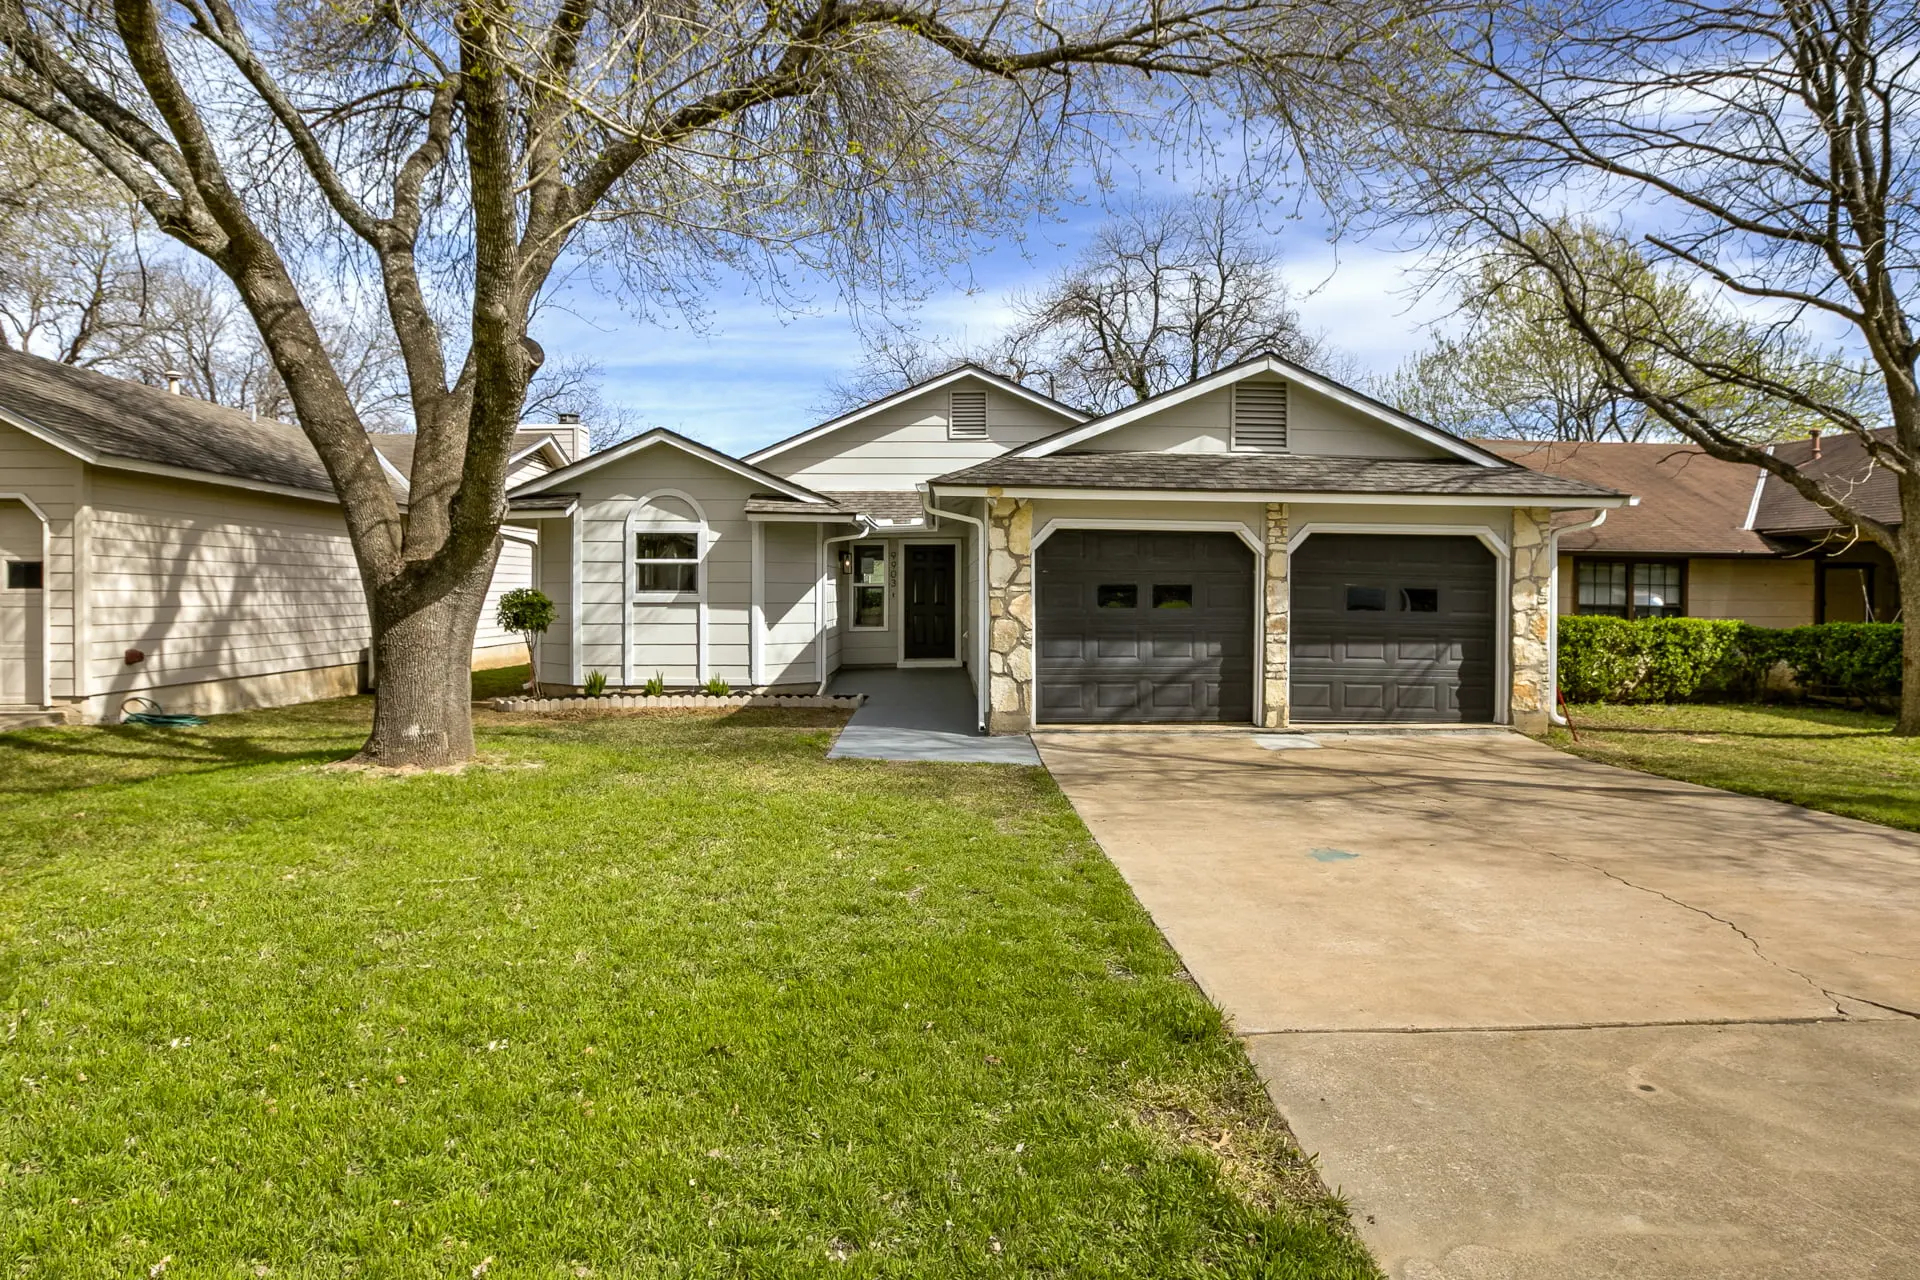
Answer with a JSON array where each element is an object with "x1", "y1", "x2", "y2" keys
[
  {"x1": 1819, "y1": 564, "x2": 1876, "y2": 623},
  {"x1": 851, "y1": 543, "x2": 887, "y2": 629},
  {"x1": 5, "y1": 561, "x2": 43, "y2": 590},
  {"x1": 1576, "y1": 559, "x2": 1685, "y2": 618},
  {"x1": 633, "y1": 529, "x2": 701, "y2": 598}
]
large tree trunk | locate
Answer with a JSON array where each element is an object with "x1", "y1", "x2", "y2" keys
[
  {"x1": 1898, "y1": 539, "x2": 1920, "y2": 738},
  {"x1": 357, "y1": 539, "x2": 501, "y2": 768}
]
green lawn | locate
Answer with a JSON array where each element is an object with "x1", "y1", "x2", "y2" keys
[
  {"x1": 0, "y1": 673, "x2": 1371, "y2": 1278},
  {"x1": 1550, "y1": 702, "x2": 1920, "y2": 832}
]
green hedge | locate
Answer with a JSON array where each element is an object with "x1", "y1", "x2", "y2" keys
[{"x1": 1558, "y1": 616, "x2": 1904, "y2": 704}]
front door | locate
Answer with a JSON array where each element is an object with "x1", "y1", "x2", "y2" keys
[{"x1": 904, "y1": 544, "x2": 957, "y2": 661}]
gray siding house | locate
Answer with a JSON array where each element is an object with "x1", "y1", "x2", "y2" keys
[
  {"x1": 509, "y1": 357, "x2": 1624, "y2": 733},
  {"x1": 0, "y1": 348, "x2": 574, "y2": 723}
]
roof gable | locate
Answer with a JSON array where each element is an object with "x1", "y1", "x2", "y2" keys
[
  {"x1": 1014, "y1": 353, "x2": 1506, "y2": 466},
  {"x1": 509, "y1": 426, "x2": 833, "y2": 504},
  {"x1": 744, "y1": 365, "x2": 1086, "y2": 467}
]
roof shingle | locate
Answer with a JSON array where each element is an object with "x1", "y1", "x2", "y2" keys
[
  {"x1": 931, "y1": 450, "x2": 1622, "y2": 500},
  {"x1": 1482, "y1": 440, "x2": 1771, "y2": 555}
]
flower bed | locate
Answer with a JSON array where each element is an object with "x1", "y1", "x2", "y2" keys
[{"x1": 491, "y1": 692, "x2": 863, "y2": 713}]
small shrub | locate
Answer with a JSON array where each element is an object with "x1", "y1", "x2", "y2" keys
[
  {"x1": 583, "y1": 670, "x2": 608, "y2": 697},
  {"x1": 704, "y1": 675, "x2": 731, "y2": 696},
  {"x1": 495, "y1": 587, "x2": 555, "y2": 696},
  {"x1": 643, "y1": 672, "x2": 666, "y2": 696},
  {"x1": 1734, "y1": 622, "x2": 1902, "y2": 704}
]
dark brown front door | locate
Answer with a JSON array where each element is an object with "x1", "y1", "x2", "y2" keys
[{"x1": 904, "y1": 544, "x2": 957, "y2": 660}]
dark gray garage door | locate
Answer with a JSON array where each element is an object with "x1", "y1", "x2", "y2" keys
[
  {"x1": 1290, "y1": 534, "x2": 1497, "y2": 723},
  {"x1": 1037, "y1": 530, "x2": 1254, "y2": 723}
]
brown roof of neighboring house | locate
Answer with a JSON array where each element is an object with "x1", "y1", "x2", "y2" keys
[
  {"x1": 1750, "y1": 428, "x2": 1902, "y2": 534},
  {"x1": 1482, "y1": 440, "x2": 1772, "y2": 556},
  {"x1": 932, "y1": 450, "x2": 1622, "y2": 500}
]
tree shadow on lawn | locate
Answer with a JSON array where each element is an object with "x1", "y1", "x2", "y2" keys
[
  {"x1": 0, "y1": 704, "x2": 367, "y2": 796},
  {"x1": 1566, "y1": 703, "x2": 1899, "y2": 742}
]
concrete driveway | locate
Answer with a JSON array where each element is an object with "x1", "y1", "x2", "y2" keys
[{"x1": 1036, "y1": 729, "x2": 1920, "y2": 1279}]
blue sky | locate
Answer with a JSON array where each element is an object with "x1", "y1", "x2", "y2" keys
[{"x1": 531, "y1": 188, "x2": 1451, "y2": 459}]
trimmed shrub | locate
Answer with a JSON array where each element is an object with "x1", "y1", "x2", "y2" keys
[
  {"x1": 1559, "y1": 616, "x2": 1903, "y2": 705},
  {"x1": 1558, "y1": 616, "x2": 1748, "y2": 703},
  {"x1": 1736, "y1": 623, "x2": 1903, "y2": 703}
]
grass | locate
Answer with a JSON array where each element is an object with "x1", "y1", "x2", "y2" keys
[
  {"x1": 1550, "y1": 701, "x2": 1920, "y2": 832},
  {"x1": 0, "y1": 668, "x2": 1372, "y2": 1278}
]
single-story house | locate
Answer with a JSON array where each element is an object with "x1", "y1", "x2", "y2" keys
[
  {"x1": 0, "y1": 347, "x2": 579, "y2": 722},
  {"x1": 1489, "y1": 436, "x2": 1903, "y2": 626},
  {"x1": 507, "y1": 355, "x2": 1627, "y2": 732}
]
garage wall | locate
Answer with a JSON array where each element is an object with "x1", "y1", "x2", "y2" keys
[
  {"x1": 764, "y1": 379, "x2": 1074, "y2": 489},
  {"x1": 0, "y1": 422, "x2": 80, "y2": 705},
  {"x1": 1075, "y1": 378, "x2": 1455, "y2": 460}
]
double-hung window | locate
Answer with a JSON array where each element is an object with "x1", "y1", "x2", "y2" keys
[
  {"x1": 633, "y1": 529, "x2": 702, "y2": 599},
  {"x1": 851, "y1": 543, "x2": 887, "y2": 630},
  {"x1": 1575, "y1": 559, "x2": 1685, "y2": 619}
]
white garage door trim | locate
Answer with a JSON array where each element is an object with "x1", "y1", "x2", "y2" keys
[
  {"x1": 1033, "y1": 518, "x2": 1266, "y2": 726},
  {"x1": 0, "y1": 491, "x2": 51, "y2": 709},
  {"x1": 1286, "y1": 522, "x2": 1511, "y2": 726}
]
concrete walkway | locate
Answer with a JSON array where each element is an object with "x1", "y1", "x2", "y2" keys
[
  {"x1": 1036, "y1": 729, "x2": 1920, "y2": 1279},
  {"x1": 825, "y1": 668, "x2": 1040, "y2": 765}
]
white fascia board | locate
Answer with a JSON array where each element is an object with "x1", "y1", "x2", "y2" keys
[
  {"x1": 509, "y1": 428, "x2": 830, "y2": 504},
  {"x1": 506, "y1": 503, "x2": 579, "y2": 519},
  {"x1": 745, "y1": 511, "x2": 863, "y2": 524},
  {"x1": 506, "y1": 437, "x2": 568, "y2": 470},
  {"x1": 1742, "y1": 446, "x2": 1772, "y2": 530},
  {"x1": 742, "y1": 366, "x2": 1087, "y2": 466},
  {"x1": 928, "y1": 483, "x2": 1631, "y2": 509},
  {"x1": 1016, "y1": 355, "x2": 1505, "y2": 467},
  {"x1": 374, "y1": 449, "x2": 411, "y2": 491},
  {"x1": 500, "y1": 524, "x2": 540, "y2": 544}
]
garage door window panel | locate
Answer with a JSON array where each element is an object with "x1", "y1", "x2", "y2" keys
[
  {"x1": 1098, "y1": 584, "x2": 1138, "y2": 609},
  {"x1": 1152, "y1": 584, "x2": 1194, "y2": 609}
]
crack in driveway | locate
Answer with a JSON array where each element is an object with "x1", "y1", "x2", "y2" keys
[{"x1": 1538, "y1": 847, "x2": 1919, "y2": 1022}]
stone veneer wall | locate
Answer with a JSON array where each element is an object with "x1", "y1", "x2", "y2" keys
[
  {"x1": 1261, "y1": 503, "x2": 1290, "y2": 728},
  {"x1": 985, "y1": 495, "x2": 1035, "y2": 733},
  {"x1": 1510, "y1": 506, "x2": 1555, "y2": 733}
]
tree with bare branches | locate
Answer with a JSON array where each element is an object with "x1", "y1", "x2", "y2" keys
[
  {"x1": 0, "y1": 0, "x2": 1407, "y2": 764},
  {"x1": 1379, "y1": 224, "x2": 1875, "y2": 443},
  {"x1": 1346, "y1": 0, "x2": 1920, "y2": 730}
]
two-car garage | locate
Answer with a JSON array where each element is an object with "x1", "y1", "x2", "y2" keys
[{"x1": 1034, "y1": 529, "x2": 1498, "y2": 725}]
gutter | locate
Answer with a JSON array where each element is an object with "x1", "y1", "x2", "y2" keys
[
  {"x1": 817, "y1": 516, "x2": 878, "y2": 695},
  {"x1": 1547, "y1": 509, "x2": 1609, "y2": 727},
  {"x1": 921, "y1": 485, "x2": 990, "y2": 733}
]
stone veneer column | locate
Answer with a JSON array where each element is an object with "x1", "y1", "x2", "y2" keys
[
  {"x1": 985, "y1": 495, "x2": 1035, "y2": 734},
  {"x1": 1509, "y1": 506, "x2": 1555, "y2": 734},
  {"x1": 1261, "y1": 503, "x2": 1290, "y2": 728}
]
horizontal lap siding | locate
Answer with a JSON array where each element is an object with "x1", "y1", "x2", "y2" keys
[
  {"x1": 575, "y1": 444, "x2": 799, "y2": 689},
  {"x1": 762, "y1": 522, "x2": 819, "y2": 686},
  {"x1": 1078, "y1": 379, "x2": 1452, "y2": 459},
  {"x1": 1685, "y1": 558, "x2": 1813, "y2": 628},
  {"x1": 474, "y1": 535, "x2": 536, "y2": 654},
  {"x1": 86, "y1": 473, "x2": 368, "y2": 696},
  {"x1": 537, "y1": 526, "x2": 574, "y2": 687},
  {"x1": 0, "y1": 424, "x2": 80, "y2": 701},
  {"x1": 771, "y1": 387, "x2": 1069, "y2": 490}
]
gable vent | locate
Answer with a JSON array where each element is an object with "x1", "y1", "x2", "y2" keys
[
  {"x1": 1231, "y1": 381, "x2": 1288, "y2": 452},
  {"x1": 948, "y1": 388, "x2": 989, "y2": 440}
]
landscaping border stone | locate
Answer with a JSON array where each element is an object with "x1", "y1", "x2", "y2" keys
[{"x1": 490, "y1": 693, "x2": 863, "y2": 713}]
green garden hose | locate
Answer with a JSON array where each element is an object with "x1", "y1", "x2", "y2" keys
[{"x1": 121, "y1": 697, "x2": 208, "y2": 728}]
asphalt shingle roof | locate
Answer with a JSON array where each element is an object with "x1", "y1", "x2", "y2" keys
[
  {"x1": 0, "y1": 345, "x2": 353, "y2": 496},
  {"x1": 821, "y1": 491, "x2": 930, "y2": 524},
  {"x1": 1751, "y1": 429, "x2": 1902, "y2": 534},
  {"x1": 932, "y1": 450, "x2": 1623, "y2": 500},
  {"x1": 1482, "y1": 440, "x2": 1771, "y2": 555}
]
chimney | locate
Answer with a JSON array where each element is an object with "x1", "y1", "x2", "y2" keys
[
  {"x1": 1810, "y1": 428, "x2": 1822, "y2": 459},
  {"x1": 557, "y1": 411, "x2": 580, "y2": 425},
  {"x1": 164, "y1": 370, "x2": 184, "y2": 395}
]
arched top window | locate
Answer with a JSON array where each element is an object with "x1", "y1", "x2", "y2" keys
[{"x1": 629, "y1": 490, "x2": 707, "y2": 603}]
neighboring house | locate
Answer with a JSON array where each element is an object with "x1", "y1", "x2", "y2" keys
[
  {"x1": 1489, "y1": 436, "x2": 1903, "y2": 627},
  {"x1": 0, "y1": 348, "x2": 575, "y2": 722},
  {"x1": 509, "y1": 356, "x2": 1626, "y2": 731}
]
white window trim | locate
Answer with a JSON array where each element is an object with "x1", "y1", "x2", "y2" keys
[
  {"x1": 848, "y1": 541, "x2": 889, "y2": 632},
  {"x1": 896, "y1": 538, "x2": 966, "y2": 668},
  {"x1": 624, "y1": 489, "x2": 710, "y2": 686},
  {"x1": 631, "y1": 523, "x2": 705, "y2": 604}
]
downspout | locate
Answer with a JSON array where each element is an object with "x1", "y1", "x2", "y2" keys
[
  {"x1": 1547, "y1": 509, "x2": 1609, "y2": 726},
  {"x1": 921, "y1": 485, "x2": 990, "y2": 733},
  {"x1": 818, "y1": 516, "x2": 878, "y2": 695}
]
